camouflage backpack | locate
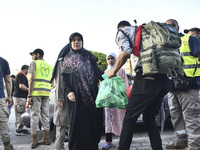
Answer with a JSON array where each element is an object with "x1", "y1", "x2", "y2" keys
[{"x1": 140, "y1": 21, "x2": 184, "y2": 78}]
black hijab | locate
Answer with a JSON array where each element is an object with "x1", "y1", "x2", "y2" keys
[
  {"x1": 50, "y1": 44, "x2": 70, "y2": 83},
  {"x1": 50, "y1": 32, "x2": 83, "y2": 83},
  {"x1": 69, "y1": 32, "x2": 83, "y2": 44},
  {"x1": 62, "y1": 33, "x2": 104, "y2": 107}
]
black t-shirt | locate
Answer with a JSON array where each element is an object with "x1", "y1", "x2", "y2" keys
[
  {"x1": 13, "y1": 73, "x2": 28, "y2": 98},
  {"x1": 0, "y1": 57, "x2": 10, "y2": 98}
]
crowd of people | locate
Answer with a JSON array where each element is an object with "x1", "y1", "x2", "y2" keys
[{"x1": 0, "y1": 18, "x2": 200, "y2": 150}]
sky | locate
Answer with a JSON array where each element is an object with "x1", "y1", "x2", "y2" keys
[{"x1": 0, "y1": 0, "x2": 199, "y2": 74}]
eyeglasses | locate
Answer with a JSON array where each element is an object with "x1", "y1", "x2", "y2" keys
[{"x1": 108, "y1": 57, "x2": 115, "y2": 60}]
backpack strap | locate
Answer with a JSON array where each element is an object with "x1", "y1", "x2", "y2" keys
[
  {"x1": 193, "y1": 60, "x2": 198, "y2": 76},
  {"x1": 118, "y1": 29, "x2": 133, "y2": 48},
  {"x1": 133, "y1": 25, "x2": 142, "y2": 56},
  {"x1": 117, "y1": 25, "x2": 142, "y2": 56}
]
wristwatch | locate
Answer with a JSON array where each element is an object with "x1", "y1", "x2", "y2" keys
[{"x1": 28, "y1": 95, "x2": 32, "y2": 98}]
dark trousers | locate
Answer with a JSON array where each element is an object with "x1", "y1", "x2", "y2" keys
[{"x1": 118, "y1": 73, "x2": 170, "y2": 150}]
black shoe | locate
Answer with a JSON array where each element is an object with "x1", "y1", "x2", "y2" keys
[
  {"x1": 64, "y1": 137, "x2": 69, "y2": 142},
  {"x1": 21, "y1": 129, "x2": 29, "y2": 133},
  {"x1": 15, "y1": 130, "x2": 29, "y2": 136},
  {"x1": 166, "y1": 141, "x2": 187, "y2": 149}
]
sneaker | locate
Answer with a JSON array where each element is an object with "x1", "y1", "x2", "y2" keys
[
  {"x1": 102, "y1": 143, "x2": 113, "y2": 150},
  {"x1": 21, "y1": 129, "x2": 29, "y2": 133},
  {"x1": 166, "y1": 141, "x2": 187, "y2": 149},
  {"x1": 15, "y1": 130, "x2": 29, "y2": 136}
]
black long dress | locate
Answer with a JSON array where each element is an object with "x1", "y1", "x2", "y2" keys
[{"x1": 62, "y1": 48, "x2": 103, "y2": 150}]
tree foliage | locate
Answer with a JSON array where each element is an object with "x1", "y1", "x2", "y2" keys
[{"x1": 90, "y1": 50, "x2": 107, "y2": 72}]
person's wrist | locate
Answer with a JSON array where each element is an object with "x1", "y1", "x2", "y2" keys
[
  {"x1": 28, "y1": 95, "x2": 32, "y2": 98},
  {"x1": 113, "y1": 69, "x2": 117, "y2": 75}
]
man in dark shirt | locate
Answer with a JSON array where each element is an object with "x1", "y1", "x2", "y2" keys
[
  {"x1": 13, "y1": 65, "x2": 29, "y2": 136},
  {"x1": 0, "y1": 56, "x2": 13, "y2": 150}
]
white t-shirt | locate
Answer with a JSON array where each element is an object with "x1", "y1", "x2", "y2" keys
[{"x1": 115, "y1": 26, "x2": 136, "y2": 55}]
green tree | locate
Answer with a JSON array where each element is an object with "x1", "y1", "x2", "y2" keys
[{"x1": 90, "y1": 50, "x2": 107, "y2": 72}]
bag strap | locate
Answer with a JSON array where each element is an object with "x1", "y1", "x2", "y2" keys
[
  {"x1": 193, "y1": 60, "x2": 198, "y2": 76},
  {"x1": 118, "y1": 25, "x2": 142, "y2": 56},
  {"x1": 134, "y1": 25, "x2": 138, "y2": 42},
  {"x1": 118, "y1": 29, "x2": 133, "y2": 48},
  {"x1": 133, "y1": 25, "x2": 142, "y2": 56}
]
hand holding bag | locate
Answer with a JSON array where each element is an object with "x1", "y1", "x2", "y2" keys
[{"x1": 95, "y1": 73, "x2": 128, "y2": 109}]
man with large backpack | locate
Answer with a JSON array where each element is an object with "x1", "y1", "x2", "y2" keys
[
  {"x1": 165, "y1": 19, "x2": 200, "y2": 150},
  {"x1": 106, "y1": 20, "x2": 177, "y2": 150}
]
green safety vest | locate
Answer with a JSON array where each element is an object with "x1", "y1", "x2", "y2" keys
[
  {"x1": 32, "y1": 60, "x2": 52, "y2": 96},
  {"x1": 180, "y1": 34, "x2": 200, "y2": 77}
]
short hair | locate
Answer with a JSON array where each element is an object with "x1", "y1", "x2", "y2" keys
[
  {"x1": 166, "y1": 19, "x2": 179, "y2": 27},
  {"x1": 11, "y1": 75, "x2": 15, "y2": 78},
  {"x1": 21, "y1": 65, "x2": 29, "y2": 71},
  {"x1": 117, "y1": 20, "x2": 131, "y2": 29}
]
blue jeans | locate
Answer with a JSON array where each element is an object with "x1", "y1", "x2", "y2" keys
[{"x1": 118, "y1": 73, "x2": 170, "y2": 150}]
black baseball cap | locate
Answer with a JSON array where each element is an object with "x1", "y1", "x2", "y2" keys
[
  {"x1": 184, "y1": 27, "x2": 200, "y2": 33},
  {"x1": 30, "y1": 48, "x2": 44, "y2": 56}
]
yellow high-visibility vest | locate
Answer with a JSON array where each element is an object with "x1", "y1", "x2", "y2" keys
[
  {"x1": 32, "y1": 60, "x2": 52, "y2": 96},
  {"x1": 180, "y1": 35, "x2": 200, "y2": 77}
]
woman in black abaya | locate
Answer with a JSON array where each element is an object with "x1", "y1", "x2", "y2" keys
[{"x1": 62, "y1": 32, "x2": 104, "y2": 150}]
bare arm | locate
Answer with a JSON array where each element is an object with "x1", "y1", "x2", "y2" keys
[
  {"x1": 4, "y1": 74, "x2": 12, "y2": 107},
  {"x1": 19, "y1": 84, "x2": 28, "y2": 91},
  {"x1": 28, "y1": 72, "x2": 35, "y2": 105},
  {"x1": 106, "y1": 52, "x2": 130, "y2": 78}
]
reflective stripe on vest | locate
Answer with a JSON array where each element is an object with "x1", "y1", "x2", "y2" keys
[
  {"x1": 32, "y1": 60, "x2": 52, "y2": 96},
  {"x1": 180, "y1": 35, "x2": 200, "y2": 77}
]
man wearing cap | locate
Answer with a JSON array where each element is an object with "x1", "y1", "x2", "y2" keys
[
  {"x1": 184, "y1": 27, "x2": 200, "y2": 39},
  {"x1": 165, "y1": 20, "x2": 200, "y2": 150},
  {"x1": 28, "y1": 49, "x2": 52, "y2": 149},
  {"x1": 13, "y1": 65, "x2": 29, "y2": 136}
]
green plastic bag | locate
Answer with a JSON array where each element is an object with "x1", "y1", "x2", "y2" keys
[{"x1": 95, "y1": 73, "x2": 128, "y2": 109}]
